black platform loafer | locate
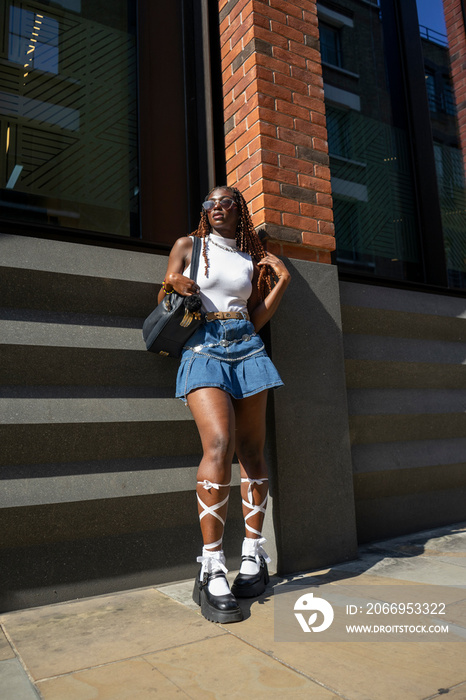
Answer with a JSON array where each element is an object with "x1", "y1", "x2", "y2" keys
[
  {"x1": 193, "y1": 570, "x2": 243, "y2": 623},
  {"x1": 231, "y1": 555, "x2": 270, "y2": 598}
]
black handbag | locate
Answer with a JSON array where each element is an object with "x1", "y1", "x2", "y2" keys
[{"x1": 142, "y1": 236, "x2": 203, "y2": 357}]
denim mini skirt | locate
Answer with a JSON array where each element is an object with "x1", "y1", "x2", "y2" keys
[{"x1": 175, "y1": 318, "x2": 283, "y2": 403}]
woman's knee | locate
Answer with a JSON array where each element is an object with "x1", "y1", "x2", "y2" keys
[
  {"x1": 236, "y1": 439, "x2": 266, "y2": 475},
  {"x1": 202, "y1": 431, "x2": 235, "y2": 467}
]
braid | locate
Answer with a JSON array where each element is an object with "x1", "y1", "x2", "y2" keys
[
  {"x1": 229, "y1": 187, "x2": 274, "y2": 300},
  {"x1": 192, "y1": 186, "x2": 275, "y2": 299},
  {"x1": 192, "y1": 208, "x2": 210, "y2": 277}
]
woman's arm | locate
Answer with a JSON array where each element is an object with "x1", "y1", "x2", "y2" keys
[
  {"x1": 157, "y1": 237, "x2": 200, "y2": 303},
  {"x1": 248, "y1": 253, "x2": 291, "y2": 332}
]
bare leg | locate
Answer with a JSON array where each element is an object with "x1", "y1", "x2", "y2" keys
[
  {"x1": 231, "y1": 391, "x2": 271, "y2": 595},
  {"x1": 187, "y1": 387, "x2": 235, "y2": 551},
  {"x1": 187, "y1": 386, "x2": 244, "y2": 623},
  {"x1": 233, "y1": 390, "x2": 269, "y2": 541}
]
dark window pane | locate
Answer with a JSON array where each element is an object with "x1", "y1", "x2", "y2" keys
[
  {"x1": 1, "y1": 0, "x2": 139, "y2": 237},
  {"x1": 320, "y1": 22, "x2": 342, "y2": 67},
  {"x1": 321, "y1": 1, "x2": 422, "y2": 282},
  {"x1": 425, "y1": 70, "x2": 437, "y2": 112},
  {"x1": 417, "y1": 0, "x2": 466, "y2": 288}
]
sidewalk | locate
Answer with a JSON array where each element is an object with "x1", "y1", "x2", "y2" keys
[{"x1": 1, "y1": 522, "x2": 465, "y2": 700}]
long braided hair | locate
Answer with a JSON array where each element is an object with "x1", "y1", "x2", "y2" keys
[{"x1": 192, "y1": 186, "x2": 275, "y2": 299}]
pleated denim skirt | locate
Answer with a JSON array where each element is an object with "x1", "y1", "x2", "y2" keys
[{"x1": 175, "y1": 318, "x2": 283, "y2": 403}]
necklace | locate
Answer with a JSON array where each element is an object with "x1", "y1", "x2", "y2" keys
[{"x1": 208, "y1": 235, "x2": 238, "y2": 254}]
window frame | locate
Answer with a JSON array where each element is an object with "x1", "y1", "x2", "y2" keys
[
  {"x1": 320, "y1": 21, "x2": 343, "y2": 68},
  {"x1": 0, "y1": 0, "x2": 213, "y2": 252},
  {"x1": 330, "y1": 0, "x2": 451, "y2": 288}
]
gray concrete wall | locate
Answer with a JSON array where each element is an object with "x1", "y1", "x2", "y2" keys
[
  {"x1": 1, "y1": 234, "x2": 358, "y2": 609},
  {"x1": 3, "y1": 234, "x2": 464, "y2": 609},
  {"x1": 340, "y1": 281, "x2": 466, "y2": 542},
  {"x1": 265, "y1": 260, "x2": 358, "y2": 574},
  {"x1": 0, "y1": 234, "x2": 222, "y2": 610}
]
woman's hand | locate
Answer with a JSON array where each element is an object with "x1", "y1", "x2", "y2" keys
[
  {"x1": 249, "y1": 252, "x2": 291, "y2": 331},
  {"x1": 165, "y1": 272, "x2": 200, "y2": 296},
  {"x1": 157, "y1": 237, "x2": 201, "y2": 303},
  {"x1": 258, "y1": 252, "x2": 291, "y2": 284}
]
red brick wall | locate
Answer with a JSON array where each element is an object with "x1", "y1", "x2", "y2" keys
[
  {"x1": 443, "y1": 0, "x2": 466, "y2": 172},
  {"x1": 218, "y1": 0, "x2": 335, "y2": 263}
]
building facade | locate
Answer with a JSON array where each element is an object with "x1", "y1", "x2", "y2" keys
[{"x1": 1, "y1": 0, "x2": 465, "y2": 610}]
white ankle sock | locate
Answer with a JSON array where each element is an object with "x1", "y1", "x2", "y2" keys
[
  {"x1": 208, "y1": 573, "x2": 231, "y2": 597},
  {"x1": 239, "y1": 538, "x2": 261, "y2": 575},
  {"x1": 198, "y1": 548, "x2": 231, "y2": 596}
]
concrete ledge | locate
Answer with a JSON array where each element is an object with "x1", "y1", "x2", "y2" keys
[
  {"x1": 0, "y1": 421, "x2": 201, "y2": 466},
  {"x1": 1, "y1": 267, "x2": 158, "y2": 317},
  {"x1": 0, "y1": 398, "x2": 192, "y2": 424},
  {"x1": 350, "y1": 413, "x2": 466, "y2": 443},
  {"x1": 1, "y1": 346, "x2": 178, "y2": 388},
  {"x1": 340, "y1": 280, "x2": 466, "y2": 317},
  {"x1": 0, "y1": 459, "x2": 242, "y2": 508},
  {"x1": 344, "y1": 334, "x2": 466, "y2": 364},
  {"x1": 345, "y1": 359, "x2": 466, "y2": 389},
  {"x1": 351, "y1": 437, "x2": 466, "y2": 473},
  {"x1": 341, "y1": 306, "x2": 466, "y2": 342},
  {"x1": 354, "y1": 462, "x2": 466, "y2": 499},
  {"x1": 1, "y1": 319, "x2": 145, "y2": 350},
  {"x1": 347, "y1": 388, "x2": 466, "y2": 414},
  {"x1": 0, "y1": 233, "x2": 166, "y2": 282}
]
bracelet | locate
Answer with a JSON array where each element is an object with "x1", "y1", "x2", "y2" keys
[{"x1": 162, "y1": 280, "x2": 173, "y2": 295}]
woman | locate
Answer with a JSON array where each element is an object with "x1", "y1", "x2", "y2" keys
[{"x1": 159, "y1": 186, "x2": 290, "y2": 623}]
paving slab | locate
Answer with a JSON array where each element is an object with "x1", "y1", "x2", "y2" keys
[
  {"x1": 36, "y1": 658, "x2": 190, "y2": 700},
  {"x1": 430, "y1": 684, "x2": 466, "y2": 699},
  {"x1": 0, "y1": 626, "x2": 15, "y2": 660},
  {"x1": 0, "y1": 524, "x2": 465, "y2": 700},
  {"x1": 224, "y1": 593, "x2": 465, "y2": 700},
  {"x1": 328, "y1": 551, "x2": 466, "y2": 586},
  {"x1": 143, "y1": 633, "x2": 341, "y2": 699},
  {"x1": 0, "y1": 587, "x2": 224, "y2": 680},
  {"x1": 0, "y1": 658, "x2": 41, "y2": 700},
  {"x1": 157, "y1": 526, "x2": 466, "y2": 700}
]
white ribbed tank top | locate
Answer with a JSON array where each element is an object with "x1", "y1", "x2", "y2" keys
[{"x1": 184, "y1": 234, "x2": 253, "y2": 313}]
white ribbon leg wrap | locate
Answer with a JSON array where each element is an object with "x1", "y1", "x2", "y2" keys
[
  {"x1": 241, "y1": 477, "x2": 269, "y2": 539},
  {"x1": 196, "y1": 548, "x2": 228, "y2": 575},
  {"x1": 196, "y1": 481, "x2": 232, "y2": 595},
  {"x1": 196, "y1": 479, "x2": 231, "y2": 552}
]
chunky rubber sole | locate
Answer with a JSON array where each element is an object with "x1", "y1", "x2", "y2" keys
[
  {"x1": 231, "y1": 562, "x2": 270, "y2": 598},
  {"x1": 192, "y1": 578, "x2": 243, "y2": 624}
]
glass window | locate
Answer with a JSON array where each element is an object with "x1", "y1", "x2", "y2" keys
[
  {"x1": 441, "y1": 75, "x2": 456, "y2": 117},
  {"x1": 0, "y1": 0, "x2": 139, "y2": 237},
  {"x1": 326, "y1": 106, "x2": 351, "y2": 159},
  {"x1": 417, "y1": 0, "x2": 466, "y2": 288},
  {"x1": 321, "y1": 1, "x2": 422, "y2": 282},
  {"x1": 320, "y1": 22, "x2": 342, "y2": 68},
  {"x1": 425, "y1": 70, "x2": 437, "y2": 112}
]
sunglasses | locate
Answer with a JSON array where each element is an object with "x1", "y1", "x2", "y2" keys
[{"x1": 202, "y1": 196, "x2": 236, "y2": 212}]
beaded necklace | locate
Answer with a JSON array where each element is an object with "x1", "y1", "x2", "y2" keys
[{"x1": 208, "y1": 234, "x2": 238, "y2": 254}]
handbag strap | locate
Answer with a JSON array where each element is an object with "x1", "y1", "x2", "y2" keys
[{"x1": 190, "y1": 235, "x2": 201, "y2": 282}]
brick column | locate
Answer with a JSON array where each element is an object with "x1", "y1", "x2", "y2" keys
[
  {"x1": 218, "y1": 0, "x2": 335, "y2": 263},
  {"x1": 443, "y1": 0, "x2": 466, "y2": 173}
]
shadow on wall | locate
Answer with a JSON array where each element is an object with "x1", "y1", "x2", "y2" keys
[{"x1": 265, "y1": 257, "x2": 358, "y2": 576}]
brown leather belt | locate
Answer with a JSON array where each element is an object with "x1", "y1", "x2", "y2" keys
[{"x1": 205, "y1": 311, "x2": 249, "y2": 322}]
